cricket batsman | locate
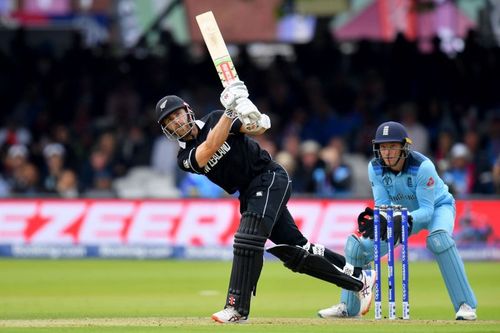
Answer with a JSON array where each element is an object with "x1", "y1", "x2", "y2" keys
[{"x1": 155, "y1": 81, "x2": 375, "y2": 323}]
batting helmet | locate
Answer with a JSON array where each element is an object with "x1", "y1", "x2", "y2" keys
[
  {"x1": 155, "y1": 95, "x2": 196, "y2": 140},
  {"x1": 155, "y1": 95, "x2": 188, "y2": 124}
]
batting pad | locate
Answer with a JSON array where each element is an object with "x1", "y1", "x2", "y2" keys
[
  {"x1": 267, "y1": 244, "x2": 363, "y2": 292},
  {"x1": 226, "y1": 212, "x2": 267, "y2": 317}
]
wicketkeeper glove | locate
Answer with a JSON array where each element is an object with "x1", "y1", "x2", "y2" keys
[
  {"x1": 390, "y1": 214, "x2": 413, "y2": 246},
  {"x1": 357, "y1": 207, "x2": 413, "y2": 245},
  {"x1": 357, "y1": 207, "x2": 375, "y2": 239},
  {"x1": 220, "y1": 80, "x2": 249, "y2": 110}
]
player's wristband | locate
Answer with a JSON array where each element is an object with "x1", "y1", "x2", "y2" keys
[{"x1": 224, "y1": 108, "x2": 237, "y2": 119}]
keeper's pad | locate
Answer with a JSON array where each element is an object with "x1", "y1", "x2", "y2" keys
[
  {"x1": 267, "y1": 244, "x2": 363, "y2": 291},
  {"x1": 426, "y1": 230, "x2": 477, "y2": 311},
  {"x1": 344, "y1": 234, "x2": 369, "y2": 267},
  {"x1": 340, "y1": 235, "x2": 369, "y2": 315},
  {"x1": 225, "y1": 212, "x2": 268, "y2": 317}
]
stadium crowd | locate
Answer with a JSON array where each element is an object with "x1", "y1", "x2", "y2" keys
[{"x1": 0, "y1": 27, "x2": 499, "y2": 199}]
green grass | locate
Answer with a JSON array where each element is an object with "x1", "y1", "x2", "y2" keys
[{"x1": 0, "y1": 260, "x2": 499, "y2": 333}]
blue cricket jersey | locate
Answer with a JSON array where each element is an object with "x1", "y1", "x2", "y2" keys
[{"x1": 368, "y1": 151, "x2": 455, "y2": 228}]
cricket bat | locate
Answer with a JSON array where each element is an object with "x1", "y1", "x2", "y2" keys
[{"x1": 196, "y1": 11, "x2": 239, "y2": 87}]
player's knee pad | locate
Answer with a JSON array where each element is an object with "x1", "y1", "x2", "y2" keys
[
  {"x1": 426, "y1": 230, "x2": 477, "y2": 310},
  {"x1": 227, "y1": 212, "x2": 268, "y2": 316},
  {"x1": 426, "y1": 229, "x2": 454, "y2": 254},
  {"x1": 234, "y1": 211, "x2": 268, "y2": 253},
  {"x1": 344, "y1": 235, "x2": 368, "y2": 267}
]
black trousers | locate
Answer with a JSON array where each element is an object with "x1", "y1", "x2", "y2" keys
[
  {"x1": 226, "y1": 163, "x2": 347, "y2": 316},
  {"x1": 239, "y1": 164, "x2": 307, "y2": 246}
]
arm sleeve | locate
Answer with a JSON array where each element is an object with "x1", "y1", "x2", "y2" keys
[
  {"x1": 177, "y1": 147, "x2": 203, "y2": 174},
  {"x1": 410, "y1": 160, "x2": 437, "y2": 225},
  {"x1": 230, "y1": 117, "x2": 243, "y2": 134},
  {"x1": 368, "y1": 163, "x2": 391, "y2": 206}
]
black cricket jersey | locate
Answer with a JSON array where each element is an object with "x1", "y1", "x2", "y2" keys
[{"x1": 177, "y1": 110, "x2": 272, "y2": 194}]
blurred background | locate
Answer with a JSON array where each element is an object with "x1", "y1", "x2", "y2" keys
[
  {"x1": 0, "y1": 0, "x2": 499, "y2": 199},
  {"x1": 0, "y1": 0, "x2": 498, "y2": 259}
]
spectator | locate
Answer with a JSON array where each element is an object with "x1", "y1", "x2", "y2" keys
[
  {"x1": 275, "y1": 151, "x2": 297, "y2": 179},
  {"x1": 280, "y1": 133, "x2": 301, "y2": 160},
  {"x1": 11, "y1": 163, "x2": 40, "y2": 196},
  {"x1": 150, "y1": 134, "x2": 183, "y2": 186},
  {"x1": 434, "y1": 129, "x2": 455, "y2": 173},
  {"x1": 443, "y1": 143, "x2": 475, "y2": 197},
  {"x1": 96, "y1": 131, "x2": 125, "y2": 177},
  {"x1": 80, "y1": 148, "x2": 114, "y2": 193},
  {"x1": 0, "y1": 118, "x2": 32, "y2": 148},
  {"x1": 400, "y1": 102, "x2": 430, "y2": 155},
  {"x1": 120, "y1": 125, "x2": 152, "y2": 168},
  {"x1": 312, "y1": 146, "x2": 353, "y2": 197},
  {"x1": 294, "y1": 140, "x2": 324, "y2": 194},
  {"x1": 463, "y1": 129, "x2": 494, "y2": 193},
  {"x1": 51, "y1": 124, "x2": 79, "y2": 170},
  {"x1": 41, "y1": 143, "x2": 66, "y2": 193},
  {"x1": 56, "y1": 169, "x2": 79, "y2": 198},
  {"x1": 3, "y1": 144, "x2": 29, "y2": 189}
]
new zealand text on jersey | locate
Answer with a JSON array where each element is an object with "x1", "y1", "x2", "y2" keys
[{"x1": 204, "y1": 141, "x2": 231, "y2": 173}]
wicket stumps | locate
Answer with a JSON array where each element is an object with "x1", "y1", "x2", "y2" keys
[{"x1": 373, "y1": 205, "x2": 410, "y2": 320}]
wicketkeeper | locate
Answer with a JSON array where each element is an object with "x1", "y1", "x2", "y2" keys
[
  {"x1": 155, "y1": 81, "x2": 375, "y2": 323},
  {"x1": 318, "y1": 121, "x2": 477, "y2": 320}
]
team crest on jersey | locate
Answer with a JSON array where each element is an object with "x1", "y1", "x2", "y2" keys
[
  {"x1": 407, "y1": 177, "x2": 413, "y2": 187},
  {"x1": 427, "y1": 176, "x2": 435, "y2": 187},
  {"x1": 383, "y1": 176, "x2": 392, "y2": 186},
  {"x1": 183, "y1": 159, "x2": 190, "y2": 169}
]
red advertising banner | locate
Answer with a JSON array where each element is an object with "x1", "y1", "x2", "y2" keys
[{"x1": 0, "y1": 199, "x2": 498, "y2": 249}]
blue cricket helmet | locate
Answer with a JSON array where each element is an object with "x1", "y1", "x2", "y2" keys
[
  {"x1": 372, "y1": 121, "x2": 413, "y2": 165},
  {"x1": 373, "y1": 121, "x2": 413, "y2": 145}
]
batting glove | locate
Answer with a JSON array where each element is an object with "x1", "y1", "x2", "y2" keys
[
  {"x1": 241, "y1": 113, "x2": 271, "y2": 132},
  {"x1": 235, "y1": 97, "x2": 261, "y2": 126},
  {"x1": 220, "y1": 80, "x2": 249, "y2": 110}
]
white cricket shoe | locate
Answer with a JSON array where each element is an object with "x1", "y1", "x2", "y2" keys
[
  {"x1": 455, "y1": 303, "x2": 477, "y2": 321},
  {"x1": 358, "y1": 269, "x2": 376, "y2": 316},
  {"x1": 317, "y1": 302, "x2": 351, "y2": 318},
  {"x1": 211, "y1": 307, "x2": 248, "y2": 324}
]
